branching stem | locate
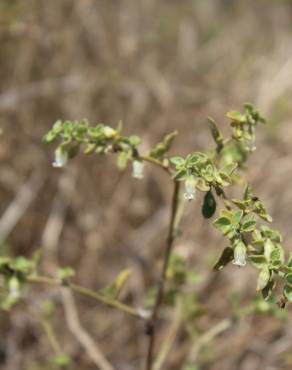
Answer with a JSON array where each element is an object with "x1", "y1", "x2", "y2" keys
[
  {"x1": 28, "y1": 275, "x2": 143, "y2": 319},
  {"x1": 145, "y1": 180, "x2": 181, "y2": 370},
  {"x1": 140, "y1": 155, "x2": 171, "y2": 174}
]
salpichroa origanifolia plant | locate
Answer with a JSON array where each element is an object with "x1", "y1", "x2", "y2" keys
[{"x1": 1, "y1": 104, "x2": 291, "y2": 369}]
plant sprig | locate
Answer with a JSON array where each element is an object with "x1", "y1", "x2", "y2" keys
[{"x1": 1, "y1": 103, "x2": 288, "y2": 370}]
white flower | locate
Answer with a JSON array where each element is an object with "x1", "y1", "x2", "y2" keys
[
  {"x1": 132, "y1": 160, "x2": 144, "y2": 179},
  {"x1": 136, "y1": 308, "x2": 151, "y2": 319},
  {"x1": 184, "y1": 175, "x2": 197, "y2": 201},
  {"x1": 52, "y1": 147, "x2": 68, "y2": 168},
  {"x1": 232, "y1": 241, "x2": 246, "y2": 267},
  {"x1": 9, "y1": 277, "x2": 20, "y2": 300}
]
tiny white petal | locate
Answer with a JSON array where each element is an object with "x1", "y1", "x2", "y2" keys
[{"x1": 132, "y1": 160, "x2": 144, "y2": 179}]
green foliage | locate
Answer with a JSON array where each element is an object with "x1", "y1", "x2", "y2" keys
[
  {"x1": 101, "y1": 269, "x2": 131, "y2": 299},
  {"x1": 149, "y1": 131, "x2": 178, "y2": 159},
  {"x1": 41, "y1": 300, "x2": 57, "y2": 318},
  {"x1": 43, "y1": 119, "x2": 143, "y2": 173},
  {"x1": 0, "y1": 255, "x2": 36, "y2": 309},
  {"x1": 227, "y1": 103, "x2": 265, "y2": 143},
  {"x1": 164, "y1": 254, "x2": 205, "y2": 322},
  {"x1": 213, "y1": 185, "x2": 288, "y2": 300},
  {"x1": 57, "y1": 267, "x2": 75, "y2": 284},
  {"x1": 41, "y1": 104, "x2": 290, "y2": 306},
  {"x1": 0, "y1": 103, "x2": 288, "y2": 369},
  {"x1": 51, "y1": 354, "x2": 72, "y2": 368}
]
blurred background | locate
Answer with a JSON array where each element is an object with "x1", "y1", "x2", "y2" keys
[{"x1": 1, "y1": 1, "x2": 292, "y2": 369}]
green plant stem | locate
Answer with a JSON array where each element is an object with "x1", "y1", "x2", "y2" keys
[
  {"x1": 153, "y1": 300, "x2": 182, "y2": 370},
  {"x1": 41, "y1": 318, "x2": 62, "y2": 355},
  {"x1": 140, "y1": 155, "x2": 171, "y2": 174},
  {"x1": 145, "y1": 180, "x2": 181, "y2": 370},
  {"x1": 28, "y1": 275, "x2": 143, "y2": 319}
]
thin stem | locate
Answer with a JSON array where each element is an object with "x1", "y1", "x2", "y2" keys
[
  {"x1": 145, "y1": 180, "x2": 181, "y2": 370},
  {"x1": 28, "y1": 275, "x2": 143, "y2": 319},
  {"x1": 153, "y1": 300, "x2": 182, "y2": 370},
  {"x1": 140, "y1": 155, "x2": 171, "y2": 174},
  {"x1": 41, "y1": 318, "x2": 62, "y2": 355}
]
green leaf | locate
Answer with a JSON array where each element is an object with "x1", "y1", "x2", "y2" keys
[
  {"x1": 213, "y1": 216, "x2": 231, "y2": 235},
  {"x1": 213, "y1": 247, "x2": 234, "y2": 270},
  {"x1": 101, "y1": 269, "x2": 131, "y2": 299},
  {"x1": 202, "y1": 191, "x2": 216, "y2": 219},
  {"x1": 41, "y1": 300, "x2": 56, "y2": 317},
  {"x1": 241, "y1": 220, "x2": 257, "y2": 233},
  {"x1": 285, "y1": 273, "x2": 292, "y2": 287},
  {"x1": 150, "y1": 131, "x2": 177, "y2": 159},
  {"x1": 173, "y1": 169, "x2": 187, "y2": 181},
  {"x1": 249, "y1": 255, "x2": 268, "y2": 269},
  {"x1": 195, "y1": 178, "x2": 210, "y2": 191},
  {"x1": 243, "y1": 183, "x2": 253, "y2": 200},
  {"x1": 57, "y1": 267, "x2": 75, "y2": 282},
  {"x1": 67, "y1": 144, "x2": 80, "y2": 159},
  {"x1": 170, "y1": 156, "x2": 185, "y2": 167},
  {"x1": 287, "y1": 252, "x2": 292, "y2": 268},
  {"x1": 263, "y1": 239, "x2": 275, "y2": 261},
  {"x1": 257, "y1": 266, "x2": 270, "y2": 291},
  {"x1": 84, "y1": 143, "x2": 97, "y2": 154},
  {"x1": 117, "y1": 151, "x2": 129, "y2": 170},
  {"x1": 231, "y1": 199, "x2": 248, "y2": 210},
  {"x1": 217, "y1": 171, "x2": 231, "y2": 185},
  {"x1": 208, "y1": 117, "x2": 224, "y2": 151},
  {"x1": 128, "y1": 135, "x2": 141, "y2": 147},
  {"x1": 223, "y1": 162, "x2": 238, "y2": 175},
  {"x1": 227, "y1": 110, "x2": 245, "y2": 123},
  {"x1": 233, "y1": 210, "x2": 243, "y2": 224},
  {"x1": 12, "y1": 257, "x2": 34, "y2": 275},
  {"x1": 261, "y1": 280, "x2": 276, "y2": 300},
  {"x1": 43, "y1": 120, "x2": 63, "y2": 144},
  {"x1": 260, "y1": 226, "x2": 282, "y2": 243},
  {"x1": 52, "y1": 353, "x2": 72, "y2": 368},
  {"x1": 284, "y1": 285, "x2": 292, "y2": 302}
]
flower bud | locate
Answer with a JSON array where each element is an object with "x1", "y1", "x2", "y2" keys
[{"x1": 103, "y1": 126, "x2": 116, "y2": 139}]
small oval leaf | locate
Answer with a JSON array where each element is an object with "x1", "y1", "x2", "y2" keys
[{"x1": 202, "y1": 191, "x2": 217, "y2": 218}]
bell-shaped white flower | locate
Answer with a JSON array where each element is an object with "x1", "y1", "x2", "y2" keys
[
  {"x1": 9, "y1": 277, "x2": 20, "y2": 300},
  {"x1": 52, "y1": 147, "x2": 68, "y2": 168},
  {"x1": 132, "y1": 160, "x2": 144, "y2": 179},
  {"x1": 137, "y1": 308, "x2": 151, "y2": 319},
  {"x1": 232, "y1": 241, "x2": 246, "y2": 267},
  {"x1": 184, "y1": 175, "x2": 197, "y2": 201}
]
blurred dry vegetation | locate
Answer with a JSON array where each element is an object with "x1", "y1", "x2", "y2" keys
[{"x1": 1, "y1": 0, "x2": 292, "y2": 369}]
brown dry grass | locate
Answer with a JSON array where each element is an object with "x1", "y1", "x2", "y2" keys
[{"x1": 1, "y1": 1, "x2": 292, "y2": 369}]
